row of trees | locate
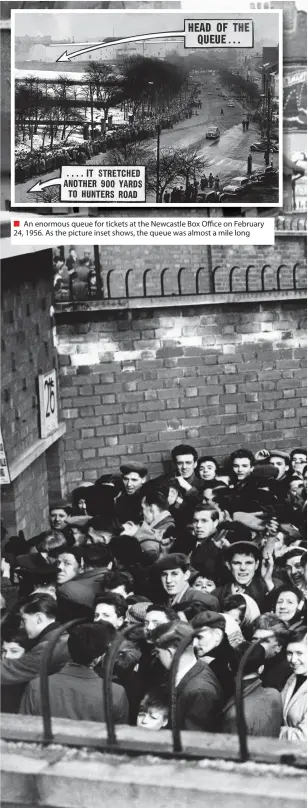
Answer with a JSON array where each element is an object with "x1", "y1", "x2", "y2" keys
[{"x1": 15, "y1": 55, "x2": 191, "y2": 149}]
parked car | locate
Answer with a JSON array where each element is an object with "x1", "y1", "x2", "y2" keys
[
  {"x1": 220, "y1": 176, "x2": 250, "y2": 197},
  {"x1": 250, "y1": 141, "x2": 278, "y2": 153},
  {"x1": 197, "y1": 191, "x2": 220, "y2": 203},
  {"x1": 205, "y1": 126, "x2": 220, "y2": 139},
  {"x1": 227, "y1": 101, "x2": 235, "y2": 107}
]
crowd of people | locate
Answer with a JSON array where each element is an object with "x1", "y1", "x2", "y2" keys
[
  {"x1": 15, "y1": 94, "x2": 201, "y2": 185},
  {"x1": 1, "y1": 443, "x2": 306, "y2": 742}
]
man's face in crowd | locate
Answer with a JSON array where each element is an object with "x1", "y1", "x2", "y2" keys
[
  {"x1": 49, "y1": 508, "x2": 67, "y2": 532},
  {"x1": 285, "y1": 554, "x2": 306, "y2": 588},
  {"x1": 291, "y1": 453, "x2": 306, "y2": 476},
  {"x1": 192, "y1": 575, "x2": 216, "y2": 593},
  {"x1": 198, "y1": 461, "x2": 217, "y2": 481},
  {"x1": 57, "y1": 553, "x2": 80, "y2": 585},
  {"x1": 269, "y1": 456, "x2": 289, "y2": 480},
  {"x1": 161, "y1": 567, "x2": 190, "y2": 597},
  {"x1": 252, "y1": 629, "x2": 281, "y2": 659},
  {"x1": 137, "y1": 704, "x2": 168, "y2": 730},
  {"x1": 122, "y1": 472, "x2": 144, "y2": 495},
  {"x1": 192, "y1": 510, "x2": 218, "y2": 541},
  {"x1": 229, "y1": 553, "x2": 258, "y2": 587},
  {"x1": 194, "y1": 627, "x2": 223, "y2": 658},
  {"x1": 144, "y1": 610, "x2": 170, "y2": 639},
  {"x1": 87, "y1": 525, "x2": 112, "y2": 545},
  {"x1": 94, "y1": 603, "x2": 124, "y2": 629},
  {"x1": 275, "y1": 591, "x2": 299, "y2": 622},
  {"x1": 287, "y1": 638, "x2": 307, "y2": 676},
  {"x1": 20, "y1": 610, "x2": 44, "y2": 640},
  {"x1": 232, "y1": 457, "x2": 253, "y2": 482},
  {"x1": 2, "y1": 641, "x2": 25, "y2": 660},
  {"x1": 174, "y1": 453, "x2": 196, "y2": 480}
]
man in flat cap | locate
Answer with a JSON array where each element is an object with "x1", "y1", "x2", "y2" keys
[
  {"x1": 269, "y1": 451, "x2": 291, "y2": 501},
  {"x1": 153, "y1": 553, "x2": 219, "y2": 610},
  {"x1": 191, "y1": 610, "x2": 235, "y2": 695},
  {"x1": 115, "y1": 461, "x2": 148, "y2": 525},
  {"x1": 151, "y1": 621, "x2": 224, "y2": 732}
]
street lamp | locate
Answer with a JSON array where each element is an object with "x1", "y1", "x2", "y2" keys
[{"x1": 156, "y1": 124, "x2": 161, "y2": 203}]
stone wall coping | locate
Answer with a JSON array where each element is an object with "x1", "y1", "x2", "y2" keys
[
  {"x1": 54, "y1": 288, "x2": 307, "y2": 314},
  {"x1": 1, "y1": 714, "x2": 306, "y2": 767},
  {"x1": 7, "y1": 422, "x2": 66, "y2": 482}
]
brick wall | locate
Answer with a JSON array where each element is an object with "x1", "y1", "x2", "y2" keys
[
  {"x1": 56, "y1": 298, "x2": 307, "y2": 490},
  {"x1": 1, "y1": 250, "x2": 66, "y2": 535},
  {"x1": 1, "y1": 251, "x2": 57, "y2": 465}
]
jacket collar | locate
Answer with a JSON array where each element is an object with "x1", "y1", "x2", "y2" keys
[
  {"x1": 176, "y1": 660, "x2": 208, "y2": 696},
  {"x1": 57, "y1": 662, "x2": 99, "y2": 680},
  {"x1": 222, "y1": 676, "x2": 262, "y2": 714},
  {"x1": 29, "y1": 621, "x2": 60, "y2": 649}
]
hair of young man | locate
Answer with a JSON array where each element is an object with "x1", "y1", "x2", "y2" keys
[
  {"x1": 21, "y1": 593, "x2": 58, "y2": 621},
  {"x1": 67, "y1": 621, "x2": 116, "y2": 666},
  {"x1": 81, "y1": 544, "x2": 114, "y2": 569},
  {"x1": 222, "y1": 594, "x2": 247, "y2": 615},
  {"x1": 193, "y1": 504, "x2": 220, "y2": 522},
  {"x1": 142, "y1": 486, "x2": 169, "y2": 511},
  {"x1": 290, "y1": 448, "x2": 307, "y2": 461},
  {"x1": 39, "y1": 534, "x2": 69, "y2": 555},
  {"x1": 139, "y1": 692, "x2": 169, "y2": 715},
  {"x1": 94, "y1": 592, "x2": 127, "y2": 619},
  {"x1": 102, "y1": 570, "x2": 135, "y2": 594},
  {"x1": 230, "y1": 641, "x2": 266, "y2": 677},
  {"x1": 229, "y1": 448, "x2": 255, "y2": 465},
  {"x1": 151, "y1": 620, "x2": 193, "y2": 649},
  {"x1": 197, "y1": 455, "x2": 219, "y2": 472},
  {"x1": 287, "y1": 626, "x2": 307, "y2": 645},
  {"x1": 250, "y1": 612, "x2": 290, "y2": 647},
  {"x1": 145, "y1": 604, "x2": 178, "y2": 621},
  {"x1": 171, "y1": 444, "x2": 198, "y2": 462}
]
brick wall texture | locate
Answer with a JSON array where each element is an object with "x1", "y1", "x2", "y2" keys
[
  {"x1": 56, "y1": 299, "x2": 307, "y2": 490},
  {"x1": 1, "y1": 251, "x2": 66, "y2": 535}
]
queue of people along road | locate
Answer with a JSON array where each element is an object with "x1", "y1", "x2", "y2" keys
[{"x1": 1, "y1": 443, "x2": 306, "y2": 742}]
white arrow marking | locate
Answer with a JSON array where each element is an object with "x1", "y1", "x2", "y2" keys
[
  {"x1": 28, "y1": 177, "x2": 62, "y2": 193},
  {"x1": 56, "y1": 30, "x2": 184, "y2": 61}
]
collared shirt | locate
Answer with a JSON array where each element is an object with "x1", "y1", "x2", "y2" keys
[{"x1": 168, "y1": 582, "x2": 190, "y2": 606}]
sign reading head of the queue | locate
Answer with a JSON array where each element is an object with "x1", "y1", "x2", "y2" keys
[
  {"x1": 184, "y1": 19, "x2": 254, "y2": 49},
  {"x1": 28, "y1": 166, "x2": 146, "y2": 203}
]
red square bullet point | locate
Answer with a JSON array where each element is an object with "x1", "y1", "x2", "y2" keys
[{"x1": 14, "y1": 220, "x2": 20, "y2": 227}]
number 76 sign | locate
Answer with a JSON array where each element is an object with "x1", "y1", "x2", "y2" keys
[{"x1": 38, "y1": 369, "x2": 59, "y2": 438}]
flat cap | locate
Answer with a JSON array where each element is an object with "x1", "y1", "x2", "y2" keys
[
  {"x1": 191, "y1": 610, "x2": 226, "y2": 632},
  {"x1": 153, "y1": 553, "x2": 190, "y2": 572},
  {"x1": 269, "y1": 450, "x2": 290, "y2": 462},
  {"x1": 120, "y1": 462, "x2": 148, "y2": 477},
  {"x1": 250, "y1": 464, "x2": 279, "y2": 480}
]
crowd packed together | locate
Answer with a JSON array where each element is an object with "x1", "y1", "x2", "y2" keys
[
  {"x1": 1, "y1": 444, "x2": 306, "y2": 742},
  {"x1": 15, "y1": 97, "x2": 200, "y2": 185}
]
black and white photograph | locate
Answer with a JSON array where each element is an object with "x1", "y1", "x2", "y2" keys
[
  {"x1": 0, "y1": 2, "x2": 307, "y2": 808},
  {"x1": 12, "y1": 8, "x2": 282, "y2": 206}
]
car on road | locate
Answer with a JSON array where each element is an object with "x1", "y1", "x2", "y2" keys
[
  {"x1": 220, "y1": 176, "x2": 250, "y2": 198},
  {"x1": 250, "y1": 141, "x2": 279, "y2": 153},
  {"x1": 227, "y1": 101, "x2": 235, "y2": 107},
  {"x1": 197, "y1": 191, "x2": 220, "y2": 203},
  {"x1": 205, "y1": 126, "x2": 220, "y2": 139}
]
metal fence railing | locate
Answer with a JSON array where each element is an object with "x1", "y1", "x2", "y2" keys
[
  {"x1": 54, "y1": 261, "x2": 307, "y2": 307},
  {"x1": 35, "y1": 625, "x2": 304, "y2": 766}
]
